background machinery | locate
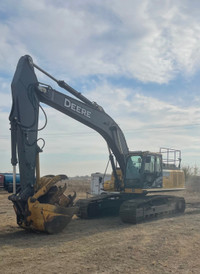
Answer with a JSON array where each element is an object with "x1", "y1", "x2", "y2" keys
[
  {"x1": 0, "y1": 173, "x2": 20, "y2": 193},
  {"x1": 8, "y1": 55, "x2": 185, "y2": 233}
]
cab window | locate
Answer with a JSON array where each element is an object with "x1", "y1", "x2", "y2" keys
[
  {"x1": 155, "y1": 156, "x2": 162, "y2": 173},
  {"x1": 126, "y1": 156, "x2": 142, "y2": 179},
  {"x1": 144, "y1": 156, "x2": 155, "y2": 173},
  {"x1": 144, "y1": 155, "x2": 162, "y2": 174}
]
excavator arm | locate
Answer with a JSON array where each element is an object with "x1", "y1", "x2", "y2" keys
[{"x1": 8, "y1": 55, "x2": 129, "y2": 232}]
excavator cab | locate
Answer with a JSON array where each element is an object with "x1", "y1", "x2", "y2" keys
[
  {"x1": 124, "y1": 152, "x2": 163, "y2": 191},
  {"x1": 123, "y1": 149, "x2": 185, "y2": 194}
]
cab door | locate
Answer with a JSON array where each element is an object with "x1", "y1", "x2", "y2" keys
[
  {"x1": 124, "y1": 155, "x2": 142, "y2": 189},
  {"x1": 143, "y1": 155, "x2": 163, "y2": 188}
]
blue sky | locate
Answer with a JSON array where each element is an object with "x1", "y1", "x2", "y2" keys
[{"x1": 0, "y1": 0, "x2": 200, "y2": 176}]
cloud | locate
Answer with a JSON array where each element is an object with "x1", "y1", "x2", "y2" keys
[
  {"x1": 1, "y1": 0, "x2": 200, "y2": 83},
  {"x1": 38, "y1": 81, "x2": 200, "y2": 160},
  {"x1": 0, "y1": 0, "x2": 200, "y2": 175}
]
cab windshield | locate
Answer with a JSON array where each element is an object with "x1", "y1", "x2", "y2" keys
[{"x1": 126, "y1": 155, "x2": 142, "y2": 180}]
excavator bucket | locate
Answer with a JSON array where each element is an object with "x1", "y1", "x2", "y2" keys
[
  {"x1": 26, "y1": 198, "x2": 76, "y2": 233},
  {"x1": 12, "y1": 175, "x2": 77, "y2": 233}
]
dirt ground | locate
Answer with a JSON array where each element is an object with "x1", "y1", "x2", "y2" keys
[{"x1": 1, "y1": 184, "x2": 200, "y2": 274}]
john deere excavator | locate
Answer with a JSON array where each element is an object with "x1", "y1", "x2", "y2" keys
[{"x1": 8, "y1": 55, "x2": 185, "y2": 233}]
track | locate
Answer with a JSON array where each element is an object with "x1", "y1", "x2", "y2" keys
[
  {"x1": 119, "y1": 195, "x2": 185, "y2": 224},
  {"x1": 76, "y1": 193, "x2": 186, "y2": 224}
]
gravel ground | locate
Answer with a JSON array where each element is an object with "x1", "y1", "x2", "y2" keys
[{"x1": 1, "y1": 189, "x2": 200, "y2": 274}]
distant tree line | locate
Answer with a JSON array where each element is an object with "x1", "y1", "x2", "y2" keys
[{"x1": 182, "y1": 165, "x2": 200, "y2": 181}]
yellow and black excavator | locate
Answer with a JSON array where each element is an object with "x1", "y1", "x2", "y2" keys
[{"x1": 8, "y1": 55, "x2": 185, "y2": 233}]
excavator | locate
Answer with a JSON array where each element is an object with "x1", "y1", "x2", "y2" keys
[{"x1": 8, "y1": 55, "x2": 185, "y2": 233}]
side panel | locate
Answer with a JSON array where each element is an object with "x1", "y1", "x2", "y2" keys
[
  {"x1": 163, "y1": 170, "x2": 185, "y2": 189},
  {"x1": 124, "y1": 169, "x2": 185, "y2": 194},
  {"x1": 103, "y1": 169, "x2": 123, "y2": 192}
]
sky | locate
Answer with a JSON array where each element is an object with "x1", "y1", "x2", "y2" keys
[{"x1": 0, "y1": 0, "x2": 200, "y2": 176}]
